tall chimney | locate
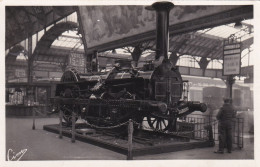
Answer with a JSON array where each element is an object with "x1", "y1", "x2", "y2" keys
[{"x1": 149, "y1": 2, "x2": 174, "y2": 60}]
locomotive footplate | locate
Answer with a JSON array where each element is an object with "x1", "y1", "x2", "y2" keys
[
  {"x1": 43, "y1": 123, "x2": 214, "y2": 157},
  {"x1": 51, "y1": 97, "x2": 169, "y2": 113}
]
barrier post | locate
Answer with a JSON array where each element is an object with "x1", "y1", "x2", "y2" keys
[
  {"x1": 207, "y1": 125, "x2": 214, "y2": 146},
  {"x1": 59, "y1": 104, "x2": 63, "y2": 139},
  {"x1": 127, "y1": 119, "x2": 133, "y2": 160},
  {"x1": 241, "y1": 118, "x2": 244, "y2": 148},
  {"x1": 71, "y1": 111, "x2": 76, "y2": 143},
  {"x1": 237, "y1": 118, "x2": 239, "y2": 148},
  {"x1": 32, "y1": 107, "x2": 35, "y2": 130}
]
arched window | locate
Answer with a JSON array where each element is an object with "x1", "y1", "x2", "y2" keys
[
  {"x1": 177, "y1": 55, "x2": 200, "y2": 68},
  {"x1": 207, "y1": 59, "x2": 223, "y2": 69}
]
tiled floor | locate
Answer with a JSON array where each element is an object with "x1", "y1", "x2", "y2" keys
[{"x1": 5, "y1": 117, "x2": 254, "y2": 160}]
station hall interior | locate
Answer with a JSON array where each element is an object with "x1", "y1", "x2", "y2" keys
[{"x1": 4, "y1": 3, "x2": 254, "y2": 161}]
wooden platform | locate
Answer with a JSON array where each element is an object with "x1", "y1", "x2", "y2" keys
[{"x1": 43, "y1": 123, "x2": 214, "y2": 157}]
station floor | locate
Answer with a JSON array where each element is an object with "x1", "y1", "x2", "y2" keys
[{"x1": 5, "y1": 117, "x2": 254, "y2": 160}]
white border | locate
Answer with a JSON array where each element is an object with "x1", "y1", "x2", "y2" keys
[{"x1": 1, "y1": 0, "x2": 259, "y2": 167}]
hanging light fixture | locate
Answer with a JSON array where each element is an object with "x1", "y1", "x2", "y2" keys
[
  {"x1": 234, "y1": 21, "x2": 242, "y2": 29},
  {"x1": 112, "y1": 49, "x2": 117, "y2": 54}
]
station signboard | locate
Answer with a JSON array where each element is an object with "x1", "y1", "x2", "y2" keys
[
  {"x1": 69, "y1": 52, "x2": 85, "y2": 67},
  {"x1": 15, "y1": 69, "x2": 26, "y2": 78},
  {"x1": 68, "y1": 52, "x2": 86, "y2": 73},
  {"x1": 223, "y1": 37, "x2": 241, "y2": 76}
]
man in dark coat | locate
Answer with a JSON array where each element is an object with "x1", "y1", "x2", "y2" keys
[{"x1": 214, "y1": 98, "x2": 236, "y2": 154}]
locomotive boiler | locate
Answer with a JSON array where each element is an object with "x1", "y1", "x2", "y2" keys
[{"x1": 52, "y1": 2, "x2": 207, "y2": 131}]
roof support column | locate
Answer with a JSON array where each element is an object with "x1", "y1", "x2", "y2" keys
[
  {"x1": 131, "y1": 45, "x2": 142, "y2": 67},
  {"x1": 91, "y1": 51, "x2": 99, "y2": 72},
  {"x1": 225, "y1": 76, "x2": 235, "y2": 100},
  {"x1": 27, "y1": 33, "x2": 37, "y2": 104},
  {"x1": 27, "y1": 34, "x2": 33, "y2": 84}
]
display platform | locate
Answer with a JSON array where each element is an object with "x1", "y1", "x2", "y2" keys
[{"x1": 43, "y1": 123, "x2": 214, "y2": 157}]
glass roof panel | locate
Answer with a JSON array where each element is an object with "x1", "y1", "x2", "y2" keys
[
  {"x1": 51, "y1": 30, "x2": 83, "y2": 51},
  {"x1": 198, "y1": 19, "x2": 253, "y2": 41}
]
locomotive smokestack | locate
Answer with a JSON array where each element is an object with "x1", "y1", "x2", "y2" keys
[{"x1": 149, "y1": 2, "x2": 174, "y2": 60}]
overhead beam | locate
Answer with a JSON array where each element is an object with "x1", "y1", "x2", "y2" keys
[{"x1": 6, "y1": 6, "x2": 76, "y2": 49}]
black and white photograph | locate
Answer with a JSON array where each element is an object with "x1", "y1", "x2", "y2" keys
[{"x1": 1, "y1": 0, "x2": 258, "y2": 166}]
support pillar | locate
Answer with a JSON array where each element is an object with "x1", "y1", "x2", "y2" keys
[
  {"x1": 71, "y1": 111, "x2": 76, "y2": 143},
  {"x1": 86, "y1": 54, "x2": 92, "y2": 73},
  {"x1": 225, "y1": 75, "x2": 235, "y2": 100},
  {"x1": 27, "y1": 34, "x2": 33, "y2": 84},
  {"x1": 59, "y1": 104, "x2": 63, "y2": 139},
  {"x1": 32, "y1": 108, "x2": 35, "y2": 130},
  {"x1": 127, "y1": 119, "x2": 133, "y2": 160},
  {"x1": 131, "y1": 45, "x2": 142, "y2": 67},
  {"x1": 92, "y1": 50, "x2": 99, "y2": 72},
  {"x1": 27, "y1": 33, "x2": 36, "y2": 109}
]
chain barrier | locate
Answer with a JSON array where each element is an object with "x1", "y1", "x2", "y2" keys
[
  {"x1": 33, "y1": 108, "x2": 46, "y2": 117},
  {"x1": 79, "y1": 118, "x2": 130, "y2": 129},
  {"x1": 77, "y1": 116, "x2": 218, "y2": 137},
  {"x1": 60, "y1": 104, "x2": 220, "y2": 137}
]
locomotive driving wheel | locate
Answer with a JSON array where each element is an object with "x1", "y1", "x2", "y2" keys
[
  {"x1": 59, "y1": 69, "x2": 80, "y2": 126},
  {"x1": 146, "y1": 109, "x2": 174, "y2": 132},
  {"x1": 60, "y1": 87, "x2": 80, "y2": 126}
]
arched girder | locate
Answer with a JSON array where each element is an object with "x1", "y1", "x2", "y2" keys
[
  {"x1": 34, "y1": 21, "x2": 78, "y2": 52},
  {"x1": 6, "y1": 45, "x2": 26, "y2": 64},
  {"x1": 31, "y1": 21, "x2": 79, "y2": 75}
]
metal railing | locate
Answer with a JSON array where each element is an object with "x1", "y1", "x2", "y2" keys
[{"x1": 177, "y1": 114, "x2": 244, "y2": 148}]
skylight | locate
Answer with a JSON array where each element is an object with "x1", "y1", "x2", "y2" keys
[{"x1": 198, "y1": 19, "x2": 253, "y2": 41}]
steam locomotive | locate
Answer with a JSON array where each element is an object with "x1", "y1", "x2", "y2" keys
[{"x1": 52, "y1": 2, "x2": 207, "y2": 131}]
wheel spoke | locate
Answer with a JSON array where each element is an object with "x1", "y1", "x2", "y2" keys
[
  {"x1": 156, "y1": 121, "x2": 159, "y2": 129},
  {"x1": 162, "y1": 119, "x2": 167, "y2": 127},
  {"x1": 152, "y1": 119, "x2": 156, "y2": 125},
  {"x1": 146, "y1": 110, "x2": 173, "y2": 132}
]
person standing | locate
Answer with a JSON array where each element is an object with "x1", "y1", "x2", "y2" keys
[{"x1": 214, "y1": 98, "x2": 236, "y2": 154}]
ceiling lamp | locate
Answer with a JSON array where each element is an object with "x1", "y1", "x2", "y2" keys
[
  {"x1": 234, "y1": 21, "x2": 242, "y2": 29},
  {"x1": 112, "y1": 49, "x2": 117, "y2": 54}
]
